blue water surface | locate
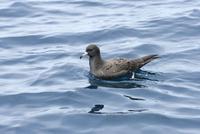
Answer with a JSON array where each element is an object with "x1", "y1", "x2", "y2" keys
[{"x1": 0, "y1": 0, "x2": 200, "y2": 134}]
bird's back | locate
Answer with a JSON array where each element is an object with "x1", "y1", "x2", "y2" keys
[
  {"x1": 93, "y1": 55, "x2": 159, "y2": 79},
  {"x1": 93, "y1": 58, "x2": 131, "y2": 79}
]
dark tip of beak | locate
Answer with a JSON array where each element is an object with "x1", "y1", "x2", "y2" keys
[{"x1": 80, "y1": 52, "x2": 88, "y2": 59}]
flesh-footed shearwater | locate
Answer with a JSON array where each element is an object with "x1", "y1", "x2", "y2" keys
[{"x1": 80, "y1": 44, "x2": 159, "y2": 80}]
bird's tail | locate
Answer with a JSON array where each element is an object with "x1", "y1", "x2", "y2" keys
[{"x1": 130, "y1": 54, "x2": 159, "y2": 71}]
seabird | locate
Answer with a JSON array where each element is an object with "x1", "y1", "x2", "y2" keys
[{"x1": 80, "y1": 44, "x2": 159, "y2": 80}]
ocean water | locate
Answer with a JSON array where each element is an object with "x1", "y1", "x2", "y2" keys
[{"x1": 0, "y1": 0, "x2": 200, "y2": 134}]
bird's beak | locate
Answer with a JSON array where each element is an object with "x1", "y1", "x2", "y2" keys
[{"x1": 80, "y1": 52, "x2": 88, "y2": 59}]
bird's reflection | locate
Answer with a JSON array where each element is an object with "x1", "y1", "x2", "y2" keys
[
  {"x1": 88, "y1": 104, "x2": 104, "y2": 114},
  {"x1": 124, "y1": 95, "x2": 145, "y2": 101},
  {"x1": 88, "y1": 104, "x2": 148, "y2": 114}
]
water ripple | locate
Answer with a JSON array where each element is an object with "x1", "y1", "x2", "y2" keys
[{"x1": 0, "y1": 0, "x2": 200, "y2": 134}]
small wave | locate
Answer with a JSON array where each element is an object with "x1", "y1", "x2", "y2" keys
[
  {"x1": 0, "y1": 2, "x2": 39, "y2": 18},
  {"x1": 141, "y1": 14, "x2": 200, "y2": 41},
  {"x1": 189, "y1": 9, "x2": 200, "y2": 17},
  {"x1": 68, "y1": 1, "x2": 106, "y2": 7},
  {"x1": 31, "y1": 64, "x2": 85, "y2": 86}
]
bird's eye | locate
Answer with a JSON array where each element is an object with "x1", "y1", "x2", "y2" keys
[{"x1": 87, "y1": 49, "x2": 92, "y2": 51}]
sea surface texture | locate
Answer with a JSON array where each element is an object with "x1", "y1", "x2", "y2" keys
[{"x1": 0, "y1": 0, "x2": 200, "y2": 134}]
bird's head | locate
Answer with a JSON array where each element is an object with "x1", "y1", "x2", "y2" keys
[{"x1": 80, "y1": 44, "x2": 100, "y2": 59}]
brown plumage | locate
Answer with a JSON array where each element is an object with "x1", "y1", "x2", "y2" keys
[{"x1": 80, "y1": 44, "x2": 159, "y2": 80}]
